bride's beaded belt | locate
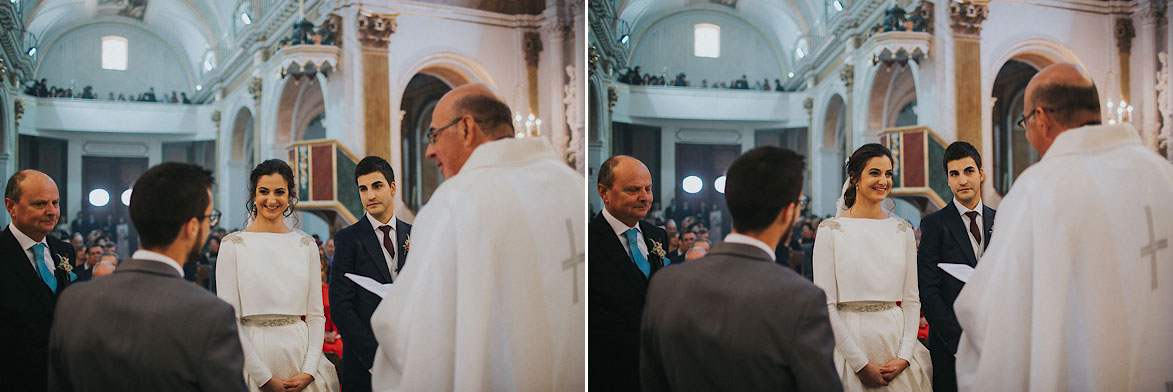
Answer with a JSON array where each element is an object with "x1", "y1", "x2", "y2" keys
[
  {"x1": 836, "y1": 302, "x2": 897, "y2": 312},
  {"x1": 240, "y1": 316, "x2": 301, "y2": 327}
]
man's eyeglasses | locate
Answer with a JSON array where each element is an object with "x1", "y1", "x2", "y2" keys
[
  {"x1": 426, "y1": 118, "x2": 462, "y2": 144},
  {"x1": 1016, "y1": 107, "x2": 1052, "y2": 128},
  {"x1": 205, "y1": 210, "x2": 221, "y2": 227}
]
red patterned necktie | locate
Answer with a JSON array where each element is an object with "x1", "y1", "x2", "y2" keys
[
  {"x1": 378, "y1": 225, "x2": 396, "y2": 261},
  {"x1": 965, "y1": 211, "x2": 981, "y2": 245}
]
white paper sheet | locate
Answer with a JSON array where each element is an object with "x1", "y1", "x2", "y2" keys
[
  {"x1": 346, "y1": 273, "x2": 392, "y2": 298},
  {"x1": 938, "y1": 263, "x2": 975, "y2": 283}
]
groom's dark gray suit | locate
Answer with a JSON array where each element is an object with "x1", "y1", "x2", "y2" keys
[
  {"x1": 640, "y1": 242, "x2": 842, "y2": 391},
  {"x1": 47, "y1": 258, "x2": 246, "y2": 391}
]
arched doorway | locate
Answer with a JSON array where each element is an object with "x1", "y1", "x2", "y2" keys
[
  {"x1": 399, "y1": 73, "x2": 456, "y2": 214},
  {"x1": 275, "y1": 76, "x2": 327, "y2": 146},
  {"x1": 867, "y1": 63, "x2": 918, "y2": 132},
  {"x1": 991, "y1": 59, "x2": 1041, "y2": 196},
  {"x1": 820, "y1": 94, "x2": 847, "y2": 216},
  {"x1": 865, "y1": 63, "x2": 923, "y2": 221},
  {"x1": 227, "y1": 107, "x2": 255, "y2": 229}
]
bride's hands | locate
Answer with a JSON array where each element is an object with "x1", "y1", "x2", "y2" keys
[
  {"x1": 283, "y1": 373, "x2": 314, "y2": 392},
  {"x1": 855, "y1": 363, "x2": 889, "y2": 388},
  {"x1": 879, "y1": 358, "x2": 910, "y2": 382},
  {"x1": 260, "y1": 378, "x2": 285, "y2": 392}
]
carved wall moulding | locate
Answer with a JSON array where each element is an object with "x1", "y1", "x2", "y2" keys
[
  {"x1": 840, "y1": 64, "x2": 855, "y2": 90},
  {"x1": 13, "y1": 98, "x2": 23, "y2": 128},
  {"x1": 357, "y1": 11, "x2": 397, "y2": 49},
  {"x1": 248, "y1": 77, "x2": 263, "y2": 101},
  {"x1": 1116, "y1": 17, "x2": 1136, "y2": 53},
  {"x1": 607, "y1": 85, "x2": 618, "y2": 114},
  {"x1": 524, "y1": 31, "x2": 544, "y2": 68},
  {"x1": 949, "y1": 2, "x2": 989, "y2": 36}
]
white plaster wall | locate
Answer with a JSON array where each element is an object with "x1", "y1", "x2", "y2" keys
[
  {"x1": 979, "y1": 1, "x2": 1115, "y2": 206},
  {"x1": 628, "y1": 9, "x2": 787, "y2": 85},
  {"x1": 35, "y1": 22, "x2": 194, "y2": 97}
]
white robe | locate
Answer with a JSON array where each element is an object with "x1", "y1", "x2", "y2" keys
[
  {"x1": 369, "y1": 138, "x2": 585, "y2": 390},
  {"x1": 954, "y1": 124, "x2": 1173, "y2": 391}
]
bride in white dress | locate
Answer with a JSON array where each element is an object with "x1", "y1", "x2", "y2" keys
[
  {"x1": 813, "y1": 143, "x2": 931, "y2": 391},
  {"x1": 217, "y1": 159, "x2": 340, "y2": 392}
]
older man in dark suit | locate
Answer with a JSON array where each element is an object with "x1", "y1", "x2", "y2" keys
[
  {"x1": 589, "y1": 155, "x2": 669, "y2": 391},
  {"x1": 48, "y1": 162, "x2": 245, "y2": 391},
  {"x1": 0, "y1": 170, "x2": 76, "y2": 391},
  {"x1": 917, "y1": 141, "x2": 996, "y2": 392},
  {"x1": 640, "y1": 146, "x2": 840, "y2": 391},
  {"x1": 330, "y1": 156, "x2": 411, "y2": 392}
]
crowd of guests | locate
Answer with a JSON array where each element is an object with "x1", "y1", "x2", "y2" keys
[
  {"x1": 617, "y1": 66, "x2": 789, "y2": 91},
  {"x1": 24, "y1": 79, "x2": 192, "y2": 103}
]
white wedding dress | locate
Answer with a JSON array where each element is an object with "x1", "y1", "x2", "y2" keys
[
  {"x1": 813, "y1": 217, "x2": 932, "y2": 391},
  {"x1": 217, "y1": 231, "x2": 340, "y2": 392}
]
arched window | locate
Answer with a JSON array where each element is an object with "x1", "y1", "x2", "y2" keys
[
  {"x1": 694, "y1": 24, "x2": 720, "y2": 58},
  {"x1": 101, "y1": 36, "x2": 128, "y2": 71},
  {"x1": 202, "y1": 51, "x2": 217, "y2": 73},
  {"x1": 234, "y1": 2, "x2": 255, "y2": 33}
]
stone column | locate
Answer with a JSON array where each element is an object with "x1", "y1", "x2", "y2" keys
[
  {"x1": 1116, "y1": 17, "x2": 1136, "y2": 105},
  {"x1": 356, "y1": 11, "x2": 397, "y2": 159},
  {"x1": 840, "y1": 64, "x2": 855, "y2": 149},
  {"x1": 950, "y1": 1, "x2": 989, "y2": 150},
  {"x1": 248, "y1": 77, "x2": 263, "y2": 165}
]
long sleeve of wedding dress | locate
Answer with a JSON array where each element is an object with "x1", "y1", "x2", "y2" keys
[
  {"x1": 300, "y1": 240, "x2": 325, "y2": 375},
  {"x1": 813, "y1": 224, "x2": 870, "y2": 373},
  {"x1": 216, "y1": 237, "x2": 273, "y2": 385},
  {"x1": 896, "y1": 229, "x2": 921, "y2": 362}
]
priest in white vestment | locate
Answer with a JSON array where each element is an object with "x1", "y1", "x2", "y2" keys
[
  {"x1": 368, "y1": 84, "x2": 585, "y2": 390},
  {"x1": 955, "y1": 63, "x2": 1173, "y2": 391}
]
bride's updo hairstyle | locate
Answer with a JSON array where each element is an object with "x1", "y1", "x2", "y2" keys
[
  {"x1": 246, "y1": 159, "x2": 298, "y2": 221},
  {"x1": 843, "y1": 143, "x2": 894, "y2": 208}
]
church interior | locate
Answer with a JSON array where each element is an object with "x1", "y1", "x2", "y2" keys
[
  {"x1": 588, "y1": 0, "x2": 1172, "y2": 226},
  {"x1": 0, "y1": 0, "x2": 584, "y2": 257}
]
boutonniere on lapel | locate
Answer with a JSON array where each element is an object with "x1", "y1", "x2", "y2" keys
[
  {"x1": 54, "y1": 253, "x2": 77, "y2": 281},
  {"x1": 649, "y1": 239, "x2": 666, "y2": 262},
  {"x1": 403, "y1": 234, "x2": 411, "y2": 256}
]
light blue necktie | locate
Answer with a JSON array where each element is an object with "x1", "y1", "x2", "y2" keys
[
  {"x1": 624, "y1": 228, "x2": 651, "y2": 278},
  {"x1": 31, "y1": 243, "x2": 57, "y2": 294}
]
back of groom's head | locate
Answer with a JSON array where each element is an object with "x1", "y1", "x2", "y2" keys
[
  {"x1": 726, "y1": 146, "x2": 805, "y2": 233},
  {"x1": 130, "y1": 162, "x2": 214, "y2": 249}
]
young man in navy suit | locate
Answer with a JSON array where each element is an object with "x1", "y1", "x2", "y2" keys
[
  {"x1": 917, "y1": 141, "x2": 996, "y2": 392},
  {"x1": 329, "y1": 156, "x2": 412, "y2": 392}
]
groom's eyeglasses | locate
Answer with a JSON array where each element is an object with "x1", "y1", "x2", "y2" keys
[
  {"x1": 204, "y1": 210, "x2": 221, "y2": 227},
  {"x1": 426, "y1": 117, "x2": 462, "y2": 144}
]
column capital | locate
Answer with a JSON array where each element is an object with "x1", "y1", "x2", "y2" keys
[
  {"x1": 949, "y1": 1, "x2": 989, "y2": 37},
  {"x1": 357, "y1": 10, "x2": 397, "y2": 49}
]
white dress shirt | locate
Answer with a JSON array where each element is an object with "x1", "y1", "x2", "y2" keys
[
  {"x1": 722, "y1": 232, "x2": 777, "y2": 261},
  {"x1": 9, "y1": 223, "x2": 55, "y2": 274},
  {"x1": 131, "y1": 249, "x2": 185, "y2": 277},
  {"x1": 367, "y1": 213, "x2": 400, "y2": 281},
  {"x1": 601, "y1": 207, "x2": 649, "y2": 262},
  {"x1": 954, "y1": 197, "x2": 984, "y2": 261}
]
